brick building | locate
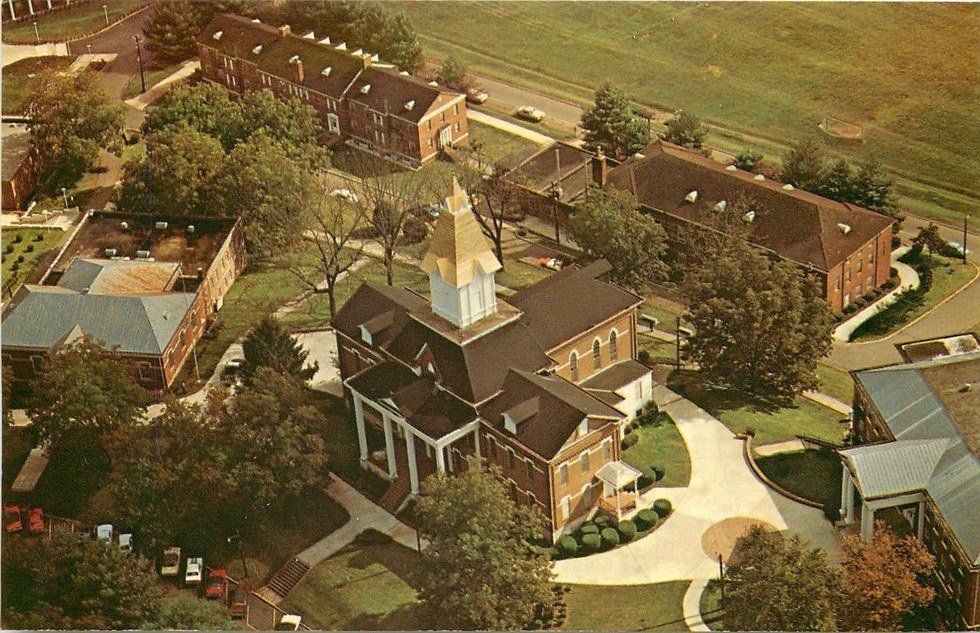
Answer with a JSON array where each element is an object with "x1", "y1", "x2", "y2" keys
[
  {"x1": 603, "y1": 141, "x2": 896, "y2": 311},
  {"x1": 332, "y1": 180, "x2": 655, "y2": 540},
  {"x1": 2, "y1": 123, "x2": 42, "y2": 211},
  {"x1": 197, "y1": 14, "x2": 468, "y2": 169},
  {"x1": 1, "y1": 212, "x2": 245, "y2": 393},
  {"x1": 842, "y1": 352, "x2": 979, "y2": 629}
]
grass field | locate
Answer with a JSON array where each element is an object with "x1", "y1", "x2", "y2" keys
[
  {"x1": 399, "y1": 2, "x2": 980, "y2": 230},
  {"x1": 562, "y1": 581, "x2": 689, "y2": 631},
  {"x1": 756, "y1": 448, "x2": 842, "y2": 508},
  {"x1": 121, "y1": 61, "x2": 184, "y2": 100},
  {"x1": 1, "y1": 228, "x2": 63, "y2": 295},
  {"x1": 1, "y1": 55, "x2": 75, "y2": 114},
  {"x1": 815, "y1": 363, "x2": 854, "y2": 404},
  {"x1": 468, "y1": 120, "x2": 544, "y2": 166},
  {"x1": 2, "y1": 0, "x2": 144, "y2": 44},
  {"x1": 622, "y1": 417, "x2": 691, "y2": 488}
]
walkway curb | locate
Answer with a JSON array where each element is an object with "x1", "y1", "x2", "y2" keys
[
  {"x1": 743, "y1": 435, "x2": 824, "y2": 510},
  {"x1": 682, "y1": 578, "x2": 711, "y2": 632}
]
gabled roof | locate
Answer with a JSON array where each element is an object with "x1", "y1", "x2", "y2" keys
[
  {"x1": 607, "y1": 141, "x2": 894, "y2": 272},
  {"x1": 580, "y1": 359, "x2": 651, "y2": 392},
  {"x1": 57, "y1": 258, "x2": 181, "y2": 295},
  {"x1": 348, "y1": 66, "x2": 454, "y2": 124},
  {"x1": 841, "y1": 439, "x2": 950, "y2": 499},
  {"x1": 2, "y1": 285, "x2": 195, "y2": 355},
  {"x1": 506, "y1": 142, "x2": 598, "y2": 201}
]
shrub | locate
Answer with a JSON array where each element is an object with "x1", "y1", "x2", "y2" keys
[
  {"x1": 25, "y1": 245, "x2": 34, "y2": 253},
  {"x1": 33, "y1": 234, "x2": 44, "y2": 242},
  {"x1": 653, "y1": 498, "x2": 672, "y2": 518},
  {"x1": 579, "y1": 523, "x2": 599, "y2": 536},
  {"x1": 557, "y1": 535, "x2": 578, "y2": 557},
  {"x1": 639, "y1": 466, "x2": 658, "y2": 489},
  {"x1": 743, "y1": 427, "x2": 756, "y2": 437},
  {"x1": 13, "y1": 234, "x2": 22, "y2": 243},
  {"x1": 581, "y1": 533, "x2": 601, "y2": 553},
  {"x1": 621, "y1": 432, "x2": 639, "y2": 450},
  {"x1": 617, "y1": 520, "x2": 637, "y2": 542},
  {"x1": 651, "y1": 464, "x2": 665, "y2": 481},
  {"x1": 593, "y1": 514, "x2": 614, "y2": 529},
  {"x1": 635, "y1": 509, "x2": 658, "y2": 531},
  {"x1": 637, "y1": 349, "x2": 650, "y2": 364},
  {"x1": 891, "y1": 235, "x2": 901, "y2": 248},
  {"x1": 600, "y1": 527, "x2": 620, "y2": 549},
  {"x1": 16, "y1": 255, "x2": 25, "y2": 263},
  {"x1": 822, "y1": 502, "x2": 841, "y2": 522},
  {"x1": 4, "y1": 244, "x2": 13, "y2": 254}
]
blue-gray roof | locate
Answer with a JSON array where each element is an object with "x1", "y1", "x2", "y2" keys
[
  {"x1": 2, "y1": 286, "x2": 195, "y2": 355},
  {"x1": 851, "y1": 354, "x2": 980, "y2": 565}
]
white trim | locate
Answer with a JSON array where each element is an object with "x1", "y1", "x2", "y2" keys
[{"x1": 417, "y1": 93, "x2": 466, "y2": 125}]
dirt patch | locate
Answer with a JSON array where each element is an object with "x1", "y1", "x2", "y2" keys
[{"x1": 701, "y1": 517, "x2": 777, "y2": 562}]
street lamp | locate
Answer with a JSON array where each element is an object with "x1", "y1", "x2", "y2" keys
[
  {"x1": 60, "y1": 187, "x2": 69, "y2": 209},
  {"x1": 33, "y1": 21, "x2": 39, "y2": 43},
  {"x1": 964, "y1": 214, "x2": 971, "y2": 265},
  {"x1": 86, "y1": 44, "x2": 92, "y2": 55},
  {"x1": 102, "y1": 4, "x2": 109, "y2": 25},
  {"x1": 133, "y1": 34, "x2": 146, "y2": 93}
]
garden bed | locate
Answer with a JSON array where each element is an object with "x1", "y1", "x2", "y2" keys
[
  {"x1": 553, "y1": 500, "x2": 673, "y2": 560},
  {"x1": 621, "y1": 411, "x2": 691, "y2": 488},
  {"x1": 755, "y1": 448, "x2": 842, "y2": 510},
  {"x1": 2, "y1": 228, "x2": 65, "y2": 295}
]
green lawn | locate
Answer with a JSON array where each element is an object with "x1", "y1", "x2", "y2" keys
[
  {"x1": 398, "y1": 2, "x2": 980, "y2": 231},
  {"x1": 1, "y1": 56, "x2": 75, "y2": 114},
  {"x1": 2, "y1": 0, "x2": 144, "y2": 44},
  {"x1": 638, "y1": 334, "x2": 676, "y2": 364},
  {"x1": 2, "y1": 228, "x2": 64, "y2": 295},
  {"x1": 623, "y1": 417, "x2": 691, "y2": 488},
  {"x1": 121, "y1": 61, "x2": 184, "y2": 100},
  {"x1": 756, "y1": 448, "x2": 842, "y2": 508},
  {"x1": 2, "y1": 426, "x2": 35, "y2": 495},
  {"x1": 815, "y1": 363, "x2": 854, "y2": 404},
  {"x1": 699, "y1": 580, "x2": 725, "y2": 631},
  {"x1": 283, "y1": 530, "x2": 427, "y2": 630},
  {"x1": 468, "y1": 120, "x2": 544, "y2": 166},
  {"x1": 562, "y1": 581, "x2": 690, "y2": 631},
  {"x1": 851, "y1": 254, "x2": 977, "y2": 341},
  {"x1": 496, "y1": 258, "x2": 552, "y2": 290},
  {"x1": 669, "y1": 372, "x2": 847, "y2": 447}
]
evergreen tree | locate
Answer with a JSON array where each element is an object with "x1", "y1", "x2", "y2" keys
[
  {"x1": 350, "y1": 3, "x2": 424, "y2": 73},
  {"x1": 436, "y1": 55, "x2": 469, "y2": 91},
  {"x1": 816, "y1": 158, "x2": 855, "y2": 202},
  {"x1": 732, "y1": 148, "x2": 763, "y2": 172},
  {"x1": 241, "y1": 316, "x2": 318, "y2": 383},
  {"x1": 143, "y1": 1, "x2": 202, "y2": 62},
  {"x1": 580, "y1": 83, "x2": 649, "y2": 160},
  {"x1": 780, "y1": 133, "x2": 828, "y2": 192},
  {"x1": 852, "y1": 156, "x2": 899, "y2": 218},
  {"x1": 662, "y1": 110, "x2": 707, "y2": 149}
]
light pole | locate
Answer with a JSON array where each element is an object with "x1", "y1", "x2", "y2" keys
[
  {"x1": 134, "y1": 34, "x2": 146, "y2": 93},
  {"x1": 60, "y1": 187, "x2": 69, "y2": 209},
  {"x1": 102, "y1": 3, "x2": 108, "y2": 25},
  {"x1": 548, "y1": 182, "x2": 562, "y2": 244},
  {"x1": 86, "y1": 44, "x2": 92, "y2": 55},
  {"x1": 33, "y1": 21, "x2": 39, "y2": 42},
  {"x1": 963, "y1": 214, "x2": 970, "y2": 265}
]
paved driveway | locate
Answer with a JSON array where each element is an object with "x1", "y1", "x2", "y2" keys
[{"x1": 553, "y1": 385, "x2": 834, "y2": 585}]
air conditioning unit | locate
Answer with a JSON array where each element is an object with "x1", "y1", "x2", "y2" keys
[{"x1": 136, "y1": 250, "x2": 151, "y2": 259}]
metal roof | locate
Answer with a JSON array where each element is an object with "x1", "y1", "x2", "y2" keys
[
  {"x1": 841, "y1": 439, "x2": 949, "y2": 498},
  {"x1": 596, "y1": 460, "x2": 642, "y2": 489}
]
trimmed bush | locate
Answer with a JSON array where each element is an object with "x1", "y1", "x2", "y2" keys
[
  {"x1": 639, "y1": 466, "x2": 657, "y2": 489},
  {"x1": 600, "y1": 527, "x2": 620, "y2": 549},
  {"x1": 579, "y1": 523, "x2": 599, "y2": 536},
  {"x1": 13, "y1": 234, "x2": 22, "y2": 243},
  {"x1": 581, "y1": 533, "x2": 601, "y2": 553},
  {"x1": 617, "y1": 520, "x2": 637, "y2": 542},
  {"x1": 653, "y1": 498, "x2": 672, "y2": 518},
  {"x1": 635, "y1": 509, "x2": 658, "y2": 531},
  {"x1": 16, "y1": 255, "x2": 25, "y2": 263},
  {"x1": 33, "y1": 234, "x2": 44, "y2": 242},
  {"x1": 593, "y1": 514, "x2": 615, "y2": 529},
  {"x1": 24, "y1": 244, "x2": 34, "y2": 253},
  {"x1": 621, "y1": 432, "x2": 639, "y2": 450},
  {"x1": 557, "y1": 535, "x2": 578, "y2": 557},
  {"x1": 638, "y1": 349, "x2": 650, "y2": 363},
  {"x1": 651, "y1": 464, "x2": 665, "y2": 481}
]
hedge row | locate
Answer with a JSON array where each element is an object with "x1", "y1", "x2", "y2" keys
[{"x1": 553, "y1": 499, "x2": 674, "y2": 559}]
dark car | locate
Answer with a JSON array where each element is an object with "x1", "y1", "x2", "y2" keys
[{"x1": 4, "y1": 506, "x2": 23, "y2": 533}]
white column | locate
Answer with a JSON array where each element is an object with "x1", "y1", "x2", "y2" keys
[
  {"x1": 26, "y1": 0, "x2": 34, "y2": 15},
  {"x1": 382, "y1": 413, "x2": 397, "y2": 478},
  {"x1": 840, "y1": 468, "x2": 855, "y2": 524},
  {"x1": 7, "y1": 0, "x2": 14, "y2": 21},
  {"x1": 860, "y1": 502, "x2": 875, "y2": 538},
  {"x1": 473, "y1": 427, "x2": 481, "y2": 460},
  {"x1": 406, "y1": 431, "x2": 419, "y2": 494},
  {"x1": 352, "y1": 392, "x2": 368, "y2": 462},
  {"x1": 916, "y1": 500, "x2": 926, "y2": 540},
  {"x1": 46, "y1": 0, "x2": 52, "y2": 9},
  {"x1": 435, "y1": 443, "x2": 446, "y2": 473}
]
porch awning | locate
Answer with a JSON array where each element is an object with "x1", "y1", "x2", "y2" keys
[
  {"x1": 595, "y1": 460, "x2": 642, "y2": 489},
  {"x1": 840, "y1": 439, "x2": 948, "y2": 500}
]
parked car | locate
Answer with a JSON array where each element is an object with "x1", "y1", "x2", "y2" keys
[
  {"x1": 276, "y1": 614, "x2": 302, "y2": 631},
  {"x1": 185, "y1": 557, "x2": 203, "y2": 586},
  {"x1": 161, "y1": 546, "x2": 181, "y2": 576},
  {"x1": 27, "y1": 508, "x2": 45, "y2": 534},
  {"x1": 330, "y1": 188, "x2": 359, "y2": 203},
  {"x1": 409, "y1": 203, "x2": 441, "y2": 221},
  {"x1": 466, "y1": 88, "x2": 489, "y2": 104},
  {"x1": 515, "y1": 106, "x2": 545, "y2": 122},
  {"x1": 4, "y1": 506, "x2": 23, "y2": 533},
  {"x1": 205, "y1": 569, "x2": 227, "y2": 600},
  {"x1": 96, "y1": 524, "x2": 113, "y2": 543},
  {"x1": 229, "y1": 581, "x2": 251, "y2": 619},
  {"x1": 118, "y1": 533, "x2": 133, "y2": 552},
  {"x1": 221, "y1": 358, "x2": 244, "y2": 385}
]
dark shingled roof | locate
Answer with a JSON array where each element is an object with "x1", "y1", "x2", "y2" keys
[
  {"x1": 506, "y1": 142, "x2": 597, "y2": 201},
  {"x1": 607, "y1": 141, "x2": 894, "y2": 272},
  {"x1": 509, "y1": 260, "x2": 642, "y2": 351},
  {"x1": 348, "y1": 67, "x2": 451, "y2": 124},
  {"x1": 479, "y1": 370, "x2": 623, "y2": 460},
  {"x1": 580, "y1": 359, "x2": 651, "y2": 392}
]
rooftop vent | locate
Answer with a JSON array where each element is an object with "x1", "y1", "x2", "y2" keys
[
  {"x1": 120, "y1": 221, "x2": 129, "y2": 230},
  {"x1": 371, "y1": 54, "x2": 379, "y2": 62},
  {"x1": 754, "y1": 173, "x2": 765, "y2": 181},
  {"x1": 318, "y1": 36, "x2": 331, "y2": 45},
  {"x1": 742, "y1": 210, "x2": 756, "y2": 223},
  {"x1": 288, "y1": 54, "x2": 300, "y2": 64},
  {"x1": 782, "y1": 183, "x2": 795, "y2": 191},
  {"x1": 684, "y1": 190, "x2": 698, "y2": 203},
  {"x1": 360, "y1": 84, "x2": 371, "y2": 94},
  {"x1": 960, "y1": 383, "x2": 973, "y2": 393},
  {"x1": 104, "y1": 248, "x2": 117, "y2": 257},
  {"x1": 838, "y1": 223, "x2": 852, "y2": 235},
  {"x1": 155, "y1": 221, "x2": 168, "y2": 230},
  {"x1": 335, "y1": 42, "x2": 347, "y2": 51},
  {"x1": 252, "y1": 44, "x2": 262, "y2": 54},
  {"x1": 302, "y1": 31, "x2": 315, "y2": 40},
  {"x1": 320, "y1": 66, "x2": 332, "y2": 77},
  {"x1": 634, "y1": 152, "x2": 646, "y2": 159},
  {"x1": 713, "y1": 200, "x2": 727, "y2": 212},
  {"x1": 428, "y1": 80, "x2": 439, "y2": 87},
  {"x1": 212, "y1": 30, "x2": 223, "y2": 40},
  {"x1": 187, "y1": 225, "x2": 195, "y2": 233},
  {"x1": 725, "y1": 164, "x2": 737, "y2": 171},
  {"x1": 404, "y1": 99, "x2": 415, "y2": 111},
  {"x1": 351, "y1": 48, "x2": 362, "y2": 56}
]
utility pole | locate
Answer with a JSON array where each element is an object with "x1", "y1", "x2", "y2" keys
[
  {"x1": 719, "y1": 553, "x2": 725, "y2": 599},
  {"x1": 134, "y1": 34, "x2": 146, "y2": 93},
  {"x1": 33, "y1": 21, "x2": 39, "y2": 42},
  {"x1": 963, "y1": 214, "x2": 970, "y2": 265},
  {"x1": 102, "y1": 3, "x2": 108, "y2": 25},
  {"x1": 60, "y1": 187, "x2": 69, "y2": 209},
  {"x1": 675, "y1": 316, "x2": 681, "y2": 371}
]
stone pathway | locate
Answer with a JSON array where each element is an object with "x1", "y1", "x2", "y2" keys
[
  {"x1": 123, "y1": 59, "x2": 199, "y2": 110},
  {"x1": 802, "y1": 389, "x2": 853, "y2": 416}
]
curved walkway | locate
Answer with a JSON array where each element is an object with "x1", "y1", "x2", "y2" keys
[{"x1": 832, "y1": 247, "x2": 919, "y2": 343}]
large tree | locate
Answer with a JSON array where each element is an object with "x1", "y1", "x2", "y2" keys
[
  {"x1": 780, "y1": 134, "x2": 829, "y2": 192},
  {"x1": 580, "y1": 83, "x2": 649, "y2": 160},
  {"x1": 436, "y1": 55, "x2": 470, "y2": 92},
  {"x1": 682, "y1": 222, "x2": 834, "y2": 404},
  {"x1": 141, "y1": 82, "x2": 245, "y2": 151},
  {"x1": 415, "y1": 465, "x2": 559, "y2": 630},
  {"x1": 838, "y1": 525, "x2": 936, "y2": 631},
  {"x1": 722, "y1": 526, "x2": 840, "y2": 631},
  {"x1": 662, "y1": 110, "x2": 706, "y2": 149},
  {"x1": 568, "y1": 187, "x2": 667, "y2": 290},
  {"x1": 144, "y1": 0, "x2": 245, "y2": 63},
  {"x1": 815, "y1": 158, "x2": 855, "y2": 203},
  {"x1": 851, "y1": 156, "x2": 899, "y2": 218},
  {"x1": 241, "y1": 316, "x2": 318, "y2": 384},
  {"x1": 26, "y1": 69, "x2": 124, "y2": 192},
  {"x1": 26, "y1": 338, "x2": 149, "y2": 448}
]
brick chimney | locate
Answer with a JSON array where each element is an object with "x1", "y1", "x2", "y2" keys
[
  {"x1": 361, "y1": 53, "x2": 372, "y2": 69},
  {"x1": 295, "y1": 58, "x2": 304, "y2": 83},
  {"x1": 591, "y1": 146, "x2": 608, "y2": 188},
  {"x1": 278, "y1": 24, "x2": 291, "y2": 37}
]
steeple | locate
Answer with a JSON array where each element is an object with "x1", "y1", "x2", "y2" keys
[{"x1": 420, "y1": 178, "x2": 502, "y2": 327}]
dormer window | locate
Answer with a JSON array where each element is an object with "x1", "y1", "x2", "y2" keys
[
  {"x1": 838, "y1": 223, "x2": 852, "y2": 235},
  {"x1": 212, "y1": 30, "x2": 223, "y2": 40},
  {"x1": 404, "y1": 100, "x2": 415, "y2": 111},
  {"x1": 302, "y1": 31, "x2": 315, "y2": 40},
  {"x1": 684, "y1": 190, "x2": 698, "y2": 203},
  {"x1": 742, "y1": 210, "x2": 756, "y2": 223},
  {"x1": 351, "y1": 48, "x2": 363, "y2": 56},
  {"x1": 252, "y1": 45, "x2": 262, "y2": 54},
  {"x1": 360, "y1": 84, "x2": 371, "y2": 94},
  {"x1": 713, "y1": 200, "x2": 727, "y2": 212},
  {"x1": 504, "y1": 413, "x2": 518, "y2": 435},
  {"x1": 577, "y1": 418, "x2": 589, "y2": 438},
  {"x1": 782, "y1": 183, "x2": 795, "y2": 191},
  {"x1": 289, "y1": 55, "x2": 300, "y2": 64},
  {"x1": 318, "y1": 36, "x2": 331, "y2": 45},
  {"x1": 320, "y1": 66, "x2": 332, "y2": 77},
  {"x1": 335, "y1": 42, "x2": 347, "y2": 51}
]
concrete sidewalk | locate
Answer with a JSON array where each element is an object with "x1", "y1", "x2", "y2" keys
[
  {"x1": 124, "y1": 60, "x2": 200, "y2": 110},
  {"x1": 833, "y1": 246, "x2": 919, "y2": 342},
  {"x1": 467, "y1": 109, "x2": 554, "y2": 145},
  {"x1": 802, "y1": 389, "x2": 852, "y2": 416}
]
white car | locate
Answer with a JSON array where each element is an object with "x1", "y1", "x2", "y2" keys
[
  {"x1": 96, "y1": 524, "x2": 113, "y2": 543},
  {"x1": 185, "y1": 557, "x2": 203, "y2": 586},
  {"x1": 515, "y1": 106, "x2": 545, "y2": 122},
  {"x1": 466, "y1": 88, "x2": 489, "y2": 104},
  {"x1": 118, "y1": 533, "x2": 133, "y2": 552},
  {"x1": 161, "y1": 547, "x2": 181, "y2": 576},
  {"x1": 330, "y1": 188, "x2": 359, "y2": 203},
  {"x1": 276, "y1": 614, "x2": 302, "y2": 631}
]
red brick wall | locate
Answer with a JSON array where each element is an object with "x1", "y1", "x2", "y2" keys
[
  {"x1": 825, "y1": 228, "x2": 893, "y2": 311},
  {"x1": 550, "y1": 311, "x2": 637, "y2": 384}
]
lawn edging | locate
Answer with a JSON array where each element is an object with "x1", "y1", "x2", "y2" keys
[
  {"x1": 2, "y1": 3, "x2": 149, "y2": 45},
  {"x1": 742, "y1": 435, "x2": 823, "y2": 510}
]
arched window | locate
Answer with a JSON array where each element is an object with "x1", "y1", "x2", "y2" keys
[
  {"x1": 569, "y1": 351, "x2": 579, "y2": 382},
  {"x1": 609, "y1": 330, "x2": 619, "y2": 361},
  {"x1": 592, "y1": 339, "x2": 602, "y2": 370}
]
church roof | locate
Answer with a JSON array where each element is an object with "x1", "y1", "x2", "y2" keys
[{"x1": 420, "y1": 178, "x2": 501, "y2": 288}]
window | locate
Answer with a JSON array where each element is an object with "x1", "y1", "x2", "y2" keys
[
  {"x1": 427, "y1": 120, "x2": 432, "y2": 130},
  {"x1": 592, "y1": 339, "x2": 602, "y2": 369},
  {"x1": 857, "y1": 260, "x2": 863, "y2": 272},
  {"x1": 454, "y1": 122, "x2": 460, "y2": 132},
  {"x1": 441, "y1": 112, "x2": 446, "y2": 122},
  {"x1": 560, "y1": 495, "x2": 571, "y2": 519},
  {"x1": 428, "y1": 139, "x2": 433, "y2": 148},
  {"x1": 580, "y1": 451, "x2": 590, "y2": 473},
  {"x1": 603, "y1": 439, "x2": 613, "y2": 461},
  {"x1": 569, "y1": 351, "x2": 579, "y2": 382},
  {"x1": 327, "y1": 113, "x2": 340, "y2": 134},
  {"x1": 636, "y1": 381, "x2": 644, "y2": 401},
  {"x1": 855, "y1": 284, "x2": 862, "y2": 296},
  {"x1": 453, "y1": 104, "x2": 459, "y2": 115},
  {"x1": 609, "y1": 330, "x2": 618, "y2": 361}
]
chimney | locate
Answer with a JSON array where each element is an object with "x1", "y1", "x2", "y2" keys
[
  {"x1": 295, "y1": 58, "x2": 304, "y2": 83},
  {"x1": 361, "y1": 53, "x2": 372, "y2": 69},
  {"x1": 591, "y1": 146, "x2": 609, "y2": 188},
  {"x1": 278, "y1": 24, "x2": 291, "y2": 37}
]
